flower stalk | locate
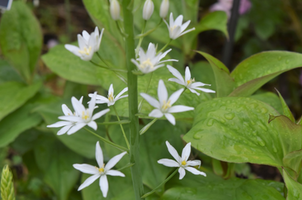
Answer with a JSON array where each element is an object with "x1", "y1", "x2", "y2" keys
[
  {"x1": 113, "y1": 105, "x2": 130, "y2": 149},
  {"x1": 122, "y1": 0, "x2": 144, "y2": 199},
  {"x1": 1, "y1": 165, "x2": 15, "y2": 200}
]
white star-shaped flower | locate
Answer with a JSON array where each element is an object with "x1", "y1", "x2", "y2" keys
[
  {"x1": 167, "y1": 65, "x2": 215, "y2": 96},
  {"x1": 158, "y1": 141, "x2": 206, "y2": 180},
  {"x1": 89, "y1": 84, "x2": 128, "y2": 107},
  {"x1": 73, "y1": 141, "x2": 127, "y2": 197},
  {"x1": 65, "y1": 27, "x2": 104, "y2": 61},
  {"x1": 131, "y1": 43, "x2": 177, "y2": 74},
  {"x1": 47, "y1": 92, "x2": 110, "y2": 135},
  {"x1": 165, "y1": 13, "x2": 195, "y2": 40},
  {"x1": 140, "y1": 80, "x2": 194, "y2": 125}
]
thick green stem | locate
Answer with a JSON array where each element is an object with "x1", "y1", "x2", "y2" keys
[
  {"x1": 122, "y1": 1, "x2": 144, "y2": 199},
  {"x1": 113, "y1": 105, "x2": 130, "y2": 150}
]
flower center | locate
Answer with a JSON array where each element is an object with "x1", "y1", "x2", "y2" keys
[
  {"x1": 140, "y1": 59, "x2": 154, "y2": 69},
  {"x1": 81, "y1": 110, "x2": 90, "y2": 121},
  {"x1": 78, "y1": 46, "x2": 92, "y2": 55},
  {"x1": 170, "y1": 25, "x2": 178, "y2": 32},
  {"x1": 161, "y1": 100, "x2": 171, "y2": 112},
  {"x1": 98, "y1": 167, "x2": 105, "y2": 173},
  {"x1": 108, "y1": 92, "x2": 114, "y2": 102},
  {"x1": 186, "y1": 78, "x2": 195, "y2": 86},
  {"x1": 181, "y1": 160, "x2": 187, "y2": 166}
]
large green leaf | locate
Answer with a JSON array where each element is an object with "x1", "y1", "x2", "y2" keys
[
  {"x1": 283, "y1": 168, "x2": 302, "y2": 200},
  {"x1": 0, "y1": 59, "x2": 22, "y2": 84},
  {"x1": 184, "y1": 97, "x2": 302, "y2": 167},
  {"x1": 0, "y1": 1, "x2": 42, "y2": 82},
  {"x1": 42, "y1": 44, "x2": 125, "y2": 88},
  {"x1": 0, "y1": 103, "x2": 41, "y2": 148},
  {"x1": 230, "y1": 51, "x2": 302, "y2": 96},
  {"x1": 34, "y1": 135, "x2": 82, "y2": 200},
  {"x1": 250, "y1": 92, "x2": 283, "y2": 114},
  {"x1": 0, "y1": 81, "x2": 41, "y2": 120},
  {"x1": 196, "y1": 51, "x2": 235, "y2": 97}
]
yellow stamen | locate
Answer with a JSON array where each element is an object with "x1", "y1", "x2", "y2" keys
[
  {"x1": 161, "y1": 100, "x2": 171, "y2": 111},
  {"x1": 98, "y1": 167, "x2": 105, "y2": 173},
  {"x1": 181, "y1": 160, "x2": 186, "y2": 166},
  {"x1": 108, "y1": 92, "x2": 114, "y2": 102},
  {"x1": 186, "y1": 78, "x2": 195, "y2": 86},
  {"x1": 78, "y1": 46, "x2": 92, "y2": 55},
  {"x1": 170, "y1": 25, "x2": 178, "y2": 32},
  {"x1": 140, "y1": 59, "x2": 154, "y2": 69},
  {"x1": 82, "y1": 111, "x2": 89, "y2": 120}
]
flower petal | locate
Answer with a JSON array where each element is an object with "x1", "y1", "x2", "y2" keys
[
  {"x1": 78, "y1": 174, "x2": 100, "y2": 191},
  {"x1": 184, "y1": 66, "x2": 191, "y2": 82},
  {"x1": 178, "y1": 167, "x2": 186, "y2": 179},
  {"x1": 57, "y1": 125, "x2": 73, "y2": 135},
  {"x1": 165, "y1": 141, "x2": 180, "y2": 162},
  {"x1": 157, "y1": 159, "x2": 179, "y2": 167},
  {"x1": 193, "y1": 87, "x2": 216, "y2": 93},
  {"x1": 106, "y1": 170, "x2": 125, "y2": 177},
  {"x1": 168, "y1": 88, "x2": 184, "y2": 105},
  {"x1": 92, "y1": 108, "x2": 110, "y2": 120},
  {"x1": 185, "y1": 167, "x2": 206, "y2": 177},
  {"x1": 88, "y1": 92, "x2": 97, "y2": 116},
  {"x1": 115, "y1": 87, "x2": 128, "y2": 100},
  {"x1": 58, "y1": 115, "x2": 81, "y2": 122},
  {"x1": 164, "y1": 113, "x2": 176, "y2": 125},
  {"x1": 168, "y1": 78, "x2": 185, "y2": 86},
  {"x1": 158, "y1": 80, "x2": 168, "y2": 104},
  {"x1": 95, "y1": 141, "x2": 104, "y2": 167},
  {"x1": 140, "y1": 93, "x2": 160, "y2": 108},
  {"x1": 187, "y1": 160, "x2": 201, "y2": 167},
  {"x1": 181, "y1": 142, "x2": 191, "y2": 162},
  {"x1": 67, "y1": 123, "x2": 86, "y2": 135},
  {"x1": 88, "y1": 121, "x2": 97, "y2": 130},
  {"x1": 100, "y1": 175, "x2": 109, "y2": 197},
  {"x1": 62, "y1": 104, "x2": 73, "y2": 116},
  {"x1": 167, "y1": 65, "x2": 184, "y2": 84},
  {"x1": 65, "y1": 44, "x2": 81, "y2": 57},
  {"x1": 188, "y1": 88, "x2": 200, "y2": 96},
  {"x1": 47, "y1": 121, "x2": 72, "y2": 128},
  {"x1": 169, "y1": 105, "x2": 194, "y2": 113},
  {"x1": 72, "y1": 97, "x2": 85, "y2": 116},
  {"x1": 149, "y1": 109, "x2": 164, "y2": 118},
  {"x1": 105, "y1": 152, "x2": 127, "y2": 170},
  {"x1": 73, "y1": 163, "x2": 99, "y2": 174}
]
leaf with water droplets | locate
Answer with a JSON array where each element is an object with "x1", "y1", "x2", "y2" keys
[
  {"x1": 184, "y1": 97, "x2": 302, "y2": 167},
  {"x1": 276, "y1": 89, "x2": 295, "y2": 122},
  {"x1": 283, "y1": 168, "x2": 302, "y2": 200}
]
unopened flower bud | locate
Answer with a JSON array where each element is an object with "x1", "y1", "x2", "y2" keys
[
  {"x1": 143, "y1": 0, "x2": 154, "y2": 20},
  {"x1": 160, "y1": 0, "x2": 169, "y2": 18},
  {"x1": 110, "y1": 0, "x2": 120, "y2": 20}
]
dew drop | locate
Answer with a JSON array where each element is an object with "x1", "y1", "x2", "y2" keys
[
  {"x1": 250, "y1": 103, "x2": 257, "y2": 109},
  {"x1": 272, "y1": 144, "x2": 277, "y2": 153},
  {"x1": 256, "y1": 136, "x2": 265, "y2": 146},
  {"x1": 258, "y1": 123, "x2": 268, "y2": 131},
  {"x1": 224, "y1": 113, "x2": 235, "y2": 120},
  {"x1": 193, "y1": 132, "x2": 202, "y2": 139},
  {"x1": 261, "y1": 107, "x2": 268, "y2": 114},
  {"x1": 207, "y1": 119, "x2": 214, "y2": 126}
]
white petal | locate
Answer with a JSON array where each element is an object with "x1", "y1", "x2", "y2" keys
[
  {"x1": 168, "y1": 88, "x2": 184, "y2": 105},
  {"x1": 187, "y1": 160, "x2": 201, "y2": 167},
  {"x1": 67, "y1": 123, "x2": 86, "y2": 135},
  {"x1": 165, "y1": 141, "x2": 180, "y2": 162},
  {"x1": 108, "y1": 84, "x2": 114, "y2": 96},
  {"x1": 193, "y1": 87, "x2": 216, "y2": 93},
  {"x1": 185, "y1": 167, "x2": 206, "y2": 177},
  {"x1": 158, "y1": 80, "x2": 168, "y2": 104},
  {"x1": 106, "y1": 170, "x2": 125, "y2": 177},
  {"x1": 77, "y1": 34, "x2": 87, "y2": 50},
  {"x1": 169, "y1": 13, "x2": 174, "y2": 26},
  {"x1": 92, "y1": 108, "x2": 110, "y2": 120},
  {"x1": 191, "y1": 82, "x2": 209, "y2": 87},
  {"x1": 115, "y1": 95, "x2": 128, "y2": 102},
  {"x1": 179, "y1": 27, "x2": 195, "y2": 38},
  {"x1": 178, "y1": 167, "x2": 186, "y2": 180},
  {"x1": 95, "y1": 141, "x2": 104, "y2": 168},
  {"x1": 180, "y1": 20, "x2": 190, "y2": 32},
  {"x1": 89, "y1": 92, "x2": 97, "y2": 116},
  {"x1": 62, "y1": 104, "x2": 73, "y2": 116},
  {"x1": 168, "y1": 78, "x2": 186, "y2": 86},
  {"x1": 72, "y1": 97, "x2": 85, "y2": 116},
  {"x1": 170, "y1": 26, "x2": 182, "y2": 39},
  {"x1": 73, "y1": 164, "x2": 99, "y2": 174},
  {"x1": 164, "y1": 113, "x2": 176, "y2": 125},
  {"x1": 105, "y1": 152, "x2": 127, "y2": 170},
  {"x1": 181, "y1": 142, "x2": 191, "y2": 162},
  {"x1": 82, "y1": 30, "x2": 90, "y2": 42},
  {"x1": 78, "y1": 174, "x2": 100, "y2": 191},
  {"x1": 167, "y1": 65, "x2": 184, "y2": 84},
  {"x1": 140, "y1": 93, "x2": 160, "y2": 108},
  {"x1": 100, "y1": 175, "x2": 109, "y2": 198},
  {"x1": 47, "y1": 121, "x2": 72, "y2": 128},
  {"x1": 169, "y1": 105, "x2": 194, "y2": 113},
  {"x1": 65, "y1": 44, "x2": 81, "y2": 57},
  {"x1": 95, "y1": 95, "x2": 110, "y2": 104},
  {"x1": 87, "y1": 121, "x2": 97, "y2": 130},
  {"x1": 58, "y1": 115, "x2": 81, "y2": 122},
  {"x1": 174, "y1": 15, "x2": 184, "y2": 26},
  {"x1": 149, "y1": 109, "x2": 164, "y2": 118},
  {"x1": 185, "y1": 66, "x2": 191, "y2": 82},
  {"x1": 188, "y1": 88, "x2": 200, "y2": 96},
  {"x1": 157, "y1": 159, "x2": 179, "y2": 167},
  {"x1": 115, "y1": 87, "x2": 128, "y2": 100},
  {"x1": 57, "y1": 125, "x2": 73, "y2": 135}
]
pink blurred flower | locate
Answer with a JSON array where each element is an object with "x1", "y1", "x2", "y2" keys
[{"x1": 210, "y1": 0, "x2": 251, "y2": 18}]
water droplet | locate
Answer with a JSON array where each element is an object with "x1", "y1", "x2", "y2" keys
[
  {"x1": 256, "y1": 136, "x2": 265, "y2": 146},
  {"x1": 207, "y1": 119, "x2": 214, "y2": 126},
  {"x1": 224, "y1": 113, "x2": 235, "y2": 120},
  {"x1": 258, "y1": 123, "x2": 268, "y2": 131},
  {"x1": 286, "y1": 60, "x2": 290, "y2": 64},
  {"x1": 250, "y1": 103, "x2": 257, "y2": 109},
  {"x1": 272, "y1": 144, "x2": 277, "y2": 153},
  {"x1": 193, "y1": 132, "x2": 202, "y2": 139},
  {"x1": 261, "y1": 107, "x2": 267, "y2": 114}
]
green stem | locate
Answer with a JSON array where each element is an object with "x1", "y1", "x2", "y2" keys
[
  {"x1": 158, "y1": 39, "x2": 172, "y2": 53},
  {"x1": 139, "y1": 118, "x2": 157, "y2": 135},
  {"x1": 135, "y1": 20, "x2": 147, "y2": 57},
  {"x1": 113, "y1": 105, "x2": 130, "y2": 150},
  {"x1": 97, "y1": 120, "x2": 131, "y2": 125},
  {"x1": 84, "y1": 127, "x2": 128, "y2": 152},
  {"x1": 135, "y1": 20, "x2": 162, "y2": 39},
  {"x1": 141, "y1": 169, "x2": 178, "y2": 198},
  {"x1": 122, "y1": 0, "x2": 144, "y2": 199},
  {"x1": 115, "y1": 21, "x2": 128, "y2": 37},
  {"x1": 138, "y1": 72, "x2": 153, "y2": 111}
]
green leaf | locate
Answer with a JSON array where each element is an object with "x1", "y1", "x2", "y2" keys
[
  {"x1": 283, "y1": 150, "x2": 302, "y2": 179},
  {"x1": 230, "y1": 51, "x2": 302, "y2": 96},
  {"x1": 34, "y1": 135, "x2": 82, "y2": 200},
  {"x1": 42, "y1": 44, "x2": 125, "y2": 88},
  {"x1": 0, "y1": 103, "x2": 41, "y2": 148},
  {"x1": 0, "y1": 81, "x2": 41, "y2": 120},
  {"x1": 0, "y1": 1, "x2": 42, "y2": 82},
  {"x1": 250, "y1": 92, "x2": 283, "y2": 114},
  {"x1": 184, "y1": 97, "x2": 302, "y2": 167},
  {"x1": 0, "y1": 59, "x2": 22, "y2": 84},
  {"x1": 36, "y1": 99, "x2": 102, "y2": 159},
  {"x1": 283, "y1": 168, "x2": 302, "y2": 200},
  {"x1": 276, "y1": 90, "x2": 295, "y2": 122},
  {"x1": 196, "y1": 51, "x2": 235, "y2": 97},
  {"x1": 194, "y1": 11, "x2": 228, "y2": 37}
]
